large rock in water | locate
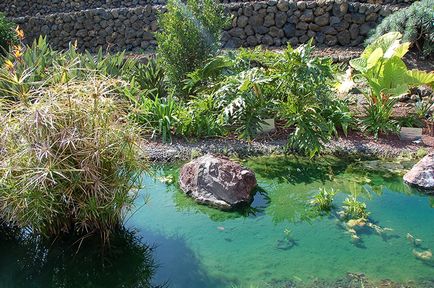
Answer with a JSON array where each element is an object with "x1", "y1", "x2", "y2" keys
[
  {"x1": 404, "y1": 153, "x2": 434, "y2": 191},
  {"x1": 179, "y1": 155, "x2": 257, "y2": 210}
]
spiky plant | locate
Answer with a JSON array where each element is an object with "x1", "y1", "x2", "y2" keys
[{"x1": 0, "y1": 77, "x2": 145, "y2": 242}]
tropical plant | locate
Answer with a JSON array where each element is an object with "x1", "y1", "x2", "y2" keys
[
  {"x1": 213, "y1": 68, "x2": 275, "y2": 139},
  {"x1": 0, "y1": 78, "x2": 144, "y2": 242},
  {"x1": 310, "y1": 188, "x2": 336, "y2": 211},
  {"x1": 277, "y1": 42, "x2": 350, "y2": 157},
  {"x1": 415, "y1": 100, "x2": 432, "y2": 119},
  {"x1": 350, "y1": 32, "x2": 434, "y2": 138},
  {"x1": 341, "y1": 195, "x2": 370, "y2": 220},
  {"x1": 156, "y1": 0, "x2": 228, "y2": 93},
  {"x1": 0, "y1": 13, "x2": 17, "y2": 57},
  {"x1": 366, "y1": 0, "x2": 434, "y2": 57},
  {"x1": 131, "y1": 57, "x2": 167, "y2": 99},
  {"x1": 176, "y1": 94, "x2": 222, "y2": 138},
  {"x1": 124, "y1": 85, "x2": 179, "y2": 142}
]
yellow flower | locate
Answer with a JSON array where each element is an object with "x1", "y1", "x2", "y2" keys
[
  {"x1": 15, "y1": 26, "x2": 25, "y2": 40},
  {"x1": 4, "y1": 59, "x2": 14, "y2": 70},
  {"x1": 12, "y1": 45, "x2": 22, "y2": 58}
]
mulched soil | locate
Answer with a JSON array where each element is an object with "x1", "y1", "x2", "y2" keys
[{"x1": 141, "y1": 128, "x2": 430, "y2": 162}]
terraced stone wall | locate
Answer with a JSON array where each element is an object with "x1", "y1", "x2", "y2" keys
[
  {"x1": 0, "y1": 0, "x2": 413, "y2": 17},
  {"x1": 6, "y1": 0, "x2": 404, "y2": 52}
]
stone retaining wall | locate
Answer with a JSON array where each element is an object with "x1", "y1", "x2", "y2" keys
[
  {"x1": 222, "y1": 0, "x2": 398, "y2": 48},
  {"x1": 13, "y1": 6, "x2": 161, "y2": 52},
  {"x1": 10, "y1": 0, "x2": 401, "y2": 52},
  {"x1": 1, "y1": 0, "x2": 411, "y2": 17}
]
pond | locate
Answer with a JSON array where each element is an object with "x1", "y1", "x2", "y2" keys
[{"x1": 1, "y1": 156, "x2": 434, "y2": 288}]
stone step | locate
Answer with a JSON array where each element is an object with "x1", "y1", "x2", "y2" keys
[{"x1": 10, "y1": 0, "x2": 402, "y2": 53}]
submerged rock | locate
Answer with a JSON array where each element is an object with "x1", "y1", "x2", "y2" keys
[
  {"x1": 404, "y1": 153, "x2": 434, "y2": 191},
  {"x1": 179, "y1": 154, "x2": 257, "y2": 210}
]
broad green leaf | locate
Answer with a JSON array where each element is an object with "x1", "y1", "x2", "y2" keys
[
  {"x1": 362, "y1": 32, "x2": 402, "y2": 59},
  {"x1": 349, "y1": 57, "x2": 367, "y2": 72},
  {"x1": 380, "y1": 57, "x2": 408, "y2": 95},
  {"x1": 366, "y1": 47, "x2": 383, "y2": 69},
  {"x1": 406, "y1": 70, "x2": 434, "y2": 87},
  {"x1": 384, "y1": 42, "x2": 410, "y2": 59},
  {"x1": 384, "y1": 84, "x2": 409, "y2": 97}
]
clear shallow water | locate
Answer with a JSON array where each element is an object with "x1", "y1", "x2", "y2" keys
[{"x1": 1, "y1": 156, "x2": 434, "y2": 288}]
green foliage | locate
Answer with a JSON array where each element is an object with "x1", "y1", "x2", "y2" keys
[
  {"x1": 182, "y1": 42, "x2": 352, "y2": 154},
  {"x1": 0, "y1": 79, "x2": 144, "y2": 241},
  {"x1": 360, "y1": 95, "x2": 399, "y2": 138},
  {"x1": 350, "y1": 32, "x2": 434, "y2": 138},
  {"x1": 310, "y1": 188, "x2": 336, "y2": 211},
  {"x1": 124, "y1": 89, "x2": 179, "y2": 143},
  {"x1": 156, "y1": 0, "x2": 228, "y2": 93},
  {"x1": 131, "y1": 57, "x2": 167, "y2": 99},
  {"x1": 214, "y1": 67, "x2": 275, "y2": 139},
  {"x1": 341, "y1": 196, "x2": 370, "y2": 220},
  {"x1": 0, "y1": 36, "x2": 139, "y2": 102},
  {"x1": 366, "y1": 0, "x2": 434, "y2": 57},
  {"x1": 0, "y1": 13, "x2": 17, "y2": 57},
  {"x1": 277, "y1": 42, "x2": 351, "y2": 157},
  {"x1": 176, "y1": 94, "x2": 223, "y2": 138}
]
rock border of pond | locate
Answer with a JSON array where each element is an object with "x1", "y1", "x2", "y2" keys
[{"x1": 140, "y1": 132, "x2": 429, "y2": 163}]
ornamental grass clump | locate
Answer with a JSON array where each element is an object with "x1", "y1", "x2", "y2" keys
[{"x1": 0, "y1": 78, "x2": 144, "y2": 242}]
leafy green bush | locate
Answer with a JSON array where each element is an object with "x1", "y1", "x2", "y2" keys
[
  {"x1": 350, "y1": 32, "x2": 434, "y2": 138},
  {"x1": 0, "y1": 79, "x2": 144, "y2": 241},
  {"x1": 156, "y1": 0, "x2": 228, "y2": 93},
  {"x1": 131, "y1": 57, "x2": 167, "y2": 99},
  {"x1": 366, "y1": 0, "x2": 434, "y2": 57},
  {"x1": 276, "y1": 42, "x2": 351, "y2": 157},
  {"x1": 182, "y1": 43, "x2": 352, "y2": 154},
  {"x1": 0, "y1": 13, "x2": 17, "y2": 57},
  {"x1": 213, "y1": 67, "x2": 276, "y2": 139},
  {"x1": 0, "y1": 36, "x2": 140, "y2": 102}
]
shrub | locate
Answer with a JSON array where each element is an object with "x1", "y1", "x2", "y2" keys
[
  {"x1": 213, "y1": 67, "x2": 276, "y2": 139},
  {"x1": 277, "y1": 42, "x2": 351, "y2": 157},
  {"x1": 366, "y1": 0, "x2": 434, "y2": 57},
  {"x1": 350, "y1": 32, "x2": 434, "y2": 138},
  {"x1": 0, "y1": 13, "x2": 17, "y2": 57},
  {"x1": 131, "y1": 57, "x2": 167, "y2": 99},
  {"x1": 156, "y1": 0, "x2": 228, "y2": 93},
  {"x1": 0, "y1": 78, "x2": 144, "y2": 241}
]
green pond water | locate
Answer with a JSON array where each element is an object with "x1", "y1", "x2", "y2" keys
[{"x1": 1, "y1": 156, "x2": 434, "y2": 288}]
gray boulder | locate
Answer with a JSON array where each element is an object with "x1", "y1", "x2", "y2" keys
[
  {"x1": 404, "y1": 153, "x2": 434, "y2": 191},
  {"x1": 179, "y1": 155, "x2": 257, "y2": 210}
]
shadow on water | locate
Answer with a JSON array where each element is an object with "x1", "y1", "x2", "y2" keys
[
  {"x1": 0, "y1": 225, "x2": 160, "y2": 288},
  {"x1": 245, "y1": 155, "x2": 349, "y2": 185},
  {"x1": 139, "y1": 230, "x2": 227, "y2": 288}
]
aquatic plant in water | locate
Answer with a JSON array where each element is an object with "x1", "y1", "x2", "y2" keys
[
  {"x1": 310, "y1": 187, "x2": 336, "y2": 212},
  {"x1": 340, "y1": 195, "x2": 370, "y2": 220}
]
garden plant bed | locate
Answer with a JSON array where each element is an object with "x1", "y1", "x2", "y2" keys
[{"x1": 140, "y1": 130, "x2": 430, "y2": 163}]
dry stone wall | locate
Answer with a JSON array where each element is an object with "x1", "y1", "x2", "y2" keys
[
  {"x1": 7, "y1": 0, "x2": 403, "y2": 52},
  {"x1": 0, "y1": 0, "x2": 413, "y2": 17}
]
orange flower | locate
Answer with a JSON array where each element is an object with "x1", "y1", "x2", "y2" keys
[
  {"x1": 12, "y1": 45, "x2": 22, "y2": 58},
  {"x1": 4, "y1": 59, "x2": 14, "y2": 70},
  {"x1": 15, "y1": 26, "x2": 25, "y2": 40}
]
